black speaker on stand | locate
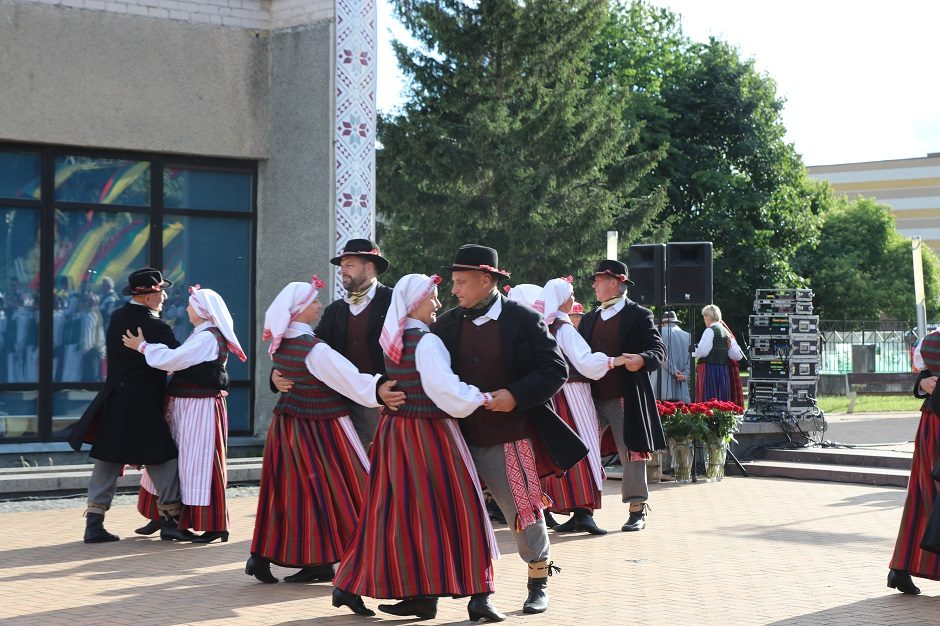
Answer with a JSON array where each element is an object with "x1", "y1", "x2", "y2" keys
[
  {"x1": 628, "y1": 243, "x2": 666, "y2": 308},
  {"x1": 666, "y1": 241, "x2": 713, "y2": 306}
]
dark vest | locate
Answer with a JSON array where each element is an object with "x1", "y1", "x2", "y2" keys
[
  {"x1": 384, "y1": 329, "x2": 449, "y2": 420},
  {"x1": 165, "y1": 327, "x2": 229, "y2": 398},
  {"x1": 700, "y1": 323, "x2": 729, "y2": 365},
  {"x1": 550, "y1": 319, "x2": 591, "y2": 384},
  {"x1": 345, "y1": 300, "x2": 375, "y2": 374},
  {"x1": 589, "y1": 310, "x2": 625, "y2": 400},
  {"x1": 272, "y1": 334, "x2": 350, "y2": 420},
  {"x1": 456, "y1": 318, "x2": 529, "y2": 446}
]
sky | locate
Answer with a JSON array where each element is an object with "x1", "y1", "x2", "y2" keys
[{"x1": 375, "y1": 0, "x2": 940, "y2": 167}]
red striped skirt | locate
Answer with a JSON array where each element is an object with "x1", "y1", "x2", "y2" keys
[
  {"x1": 333, "y1": 412, "x2": 495, "y2": 598},
  {"x1": 179, "y1": 396, "x2": 228, "y2": 532},
  {"x1": 541, "y1": 387, "x2": 603, "y2": 513},
  {"x1": 250, "y1": 413, "x2": 368, "y2": 568},
  {"x1": 890, "y1": 408, "x2": 940, "y2": 580},
  {"x1": 137, "y1": 486, "x2": 159, "y2": 521}
]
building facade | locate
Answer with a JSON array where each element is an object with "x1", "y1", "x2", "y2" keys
[{"x1": 0, "y1": 0, "x2": 377, "y2": 445}]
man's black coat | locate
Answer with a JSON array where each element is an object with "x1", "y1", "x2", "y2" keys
[
  {"x1": 68, "y1": 302, "x2": 180, "y2": 464},
  {"x1": 313, "y1": 283, "x2": 392, "y2": 376},
  {"x1": 578, "y1": 298, "x2": 667, "y2": 453}
]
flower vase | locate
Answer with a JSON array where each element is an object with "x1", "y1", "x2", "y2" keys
[
  {"x1": 670, "y1": 439, "x2": 694, "y2": 483},
  {"x1": 646, "y1": 451, "x2": 663, "y2": 483},
  {"x1": 705, "y1": 442, "x2": 728, "y2": 482}
]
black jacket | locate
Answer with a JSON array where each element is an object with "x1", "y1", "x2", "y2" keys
[
  {"x1": 313, "y1": 283, "x2": 393, "y2": 376},
  {"x1": 68, "y1": 302, "x2": 181, "y2": 465},
  {"x1": 579, "y1": 298, "x2": 667, "y2": 453},
  {"x1": 432, "y1": 296, "x2": 587, "y2": 470}
]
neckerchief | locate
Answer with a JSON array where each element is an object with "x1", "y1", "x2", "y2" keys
[
  {"x1": 347, "y1": 279, "x2": 377, "y2": 307},
  {"x1": 599, "y1": 294, "x2": 625, "y2": 310},
  {"x1": 462, "y1": 290, "x2": 499, "y2": 320}
]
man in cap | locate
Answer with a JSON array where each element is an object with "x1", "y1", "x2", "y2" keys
[
  {"x1": 68, "y1": 268, "x2": 192, "y2": 543},
  {"x1": 653, "y1": 311, "x2": 691, "y2": 403},
  {"x1": 431, "y1": 244, "x2": 577, "y2": 616},
  {"x1": 578, "y1": 259, "x2": 666, "y2": 532}
]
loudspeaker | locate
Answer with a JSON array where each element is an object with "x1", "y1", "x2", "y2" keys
[
  {"x1": 628, "y1": 244, "x2": 665, "y2": 306},
  {"x1": 666, "y1": 241, "x2": 713, "y2": 305}
]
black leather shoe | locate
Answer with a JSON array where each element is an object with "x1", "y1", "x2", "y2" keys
[
  {"x1": 543, "y1": 511, "x2": 561, "y2": 529},
  {"x1": 468, "y1": 593, "x2": 506, "y2": 622},
  {"x1": 191, "y1": 530, "x2": 229, "y2": 544},
  {"x1": 377, "y1": 596, "x2": 438, "y2": 619},
  {"x1": 332, "y1": 587, "x2": 375, "y2": 617},
  {"x1": 134, "y1": 519, "x2": 162, "y2": 536},
  {"x1": 245, "y1": 555, "x2": 278, "y2": 584},
  {"x1": 84, "y1": 513, "x2": 119, "y2": 544},
  {"x1": 552, "y1": 511, "x2": 607, "y2": 535},
  {"x1": 887, "y1": 569, "x2": 921, "y2": 595},
  {"x1": 160, "y1": 518, "x2": 196, "y2": 542},
  {"x1": 486, "y1": 498, "x2": 506, "y2": 525},
  {"x1": 621, "y1": 505, "x2": 648, "y2": 532},
  {"x1": 284, "y1": 564, "x2": 335, "y2": 583},
  {"x1": 523, "y1": 579, "x2": 549, "y2": 614}
]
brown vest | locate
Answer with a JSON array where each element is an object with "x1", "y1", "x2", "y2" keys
[
  {"x1": 345, "y1": 299, "x2": 374, "y2": 374},
  {"x1": 456, "y1": 318, "x2": 529, "y2": 446},
  {"x1": 589, "y1": 311, "x2": 625, "y2": 400}
]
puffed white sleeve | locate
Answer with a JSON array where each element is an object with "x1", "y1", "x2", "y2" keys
[
  {"x1": 139, "y1": 331, "x2": 219, "y2": 372},
  {"x1": 914, "y1": 340, "x2": 926, "y2": 371},
  {"x1": 415, "y1": 333, "x2": 486, "y2": 418},
  {"x1": 556, "y1": 323, "x2": 611, "y2": 380},
  {"x1": 729, "y1": 336, "x2": 745, "y2": 361},
  {"x1": 306, "y1": 342, "x2": 381, "y2": 408},
  {"x1": 691, "y1": 327, "x2": 714, "y2": 358}
]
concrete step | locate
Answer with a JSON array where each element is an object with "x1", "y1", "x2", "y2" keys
[
  {"x1": 743, "y1": 459, "x2": 910, "y2": 488},
  {"x1": 759, "y1": 447, "x2": 912, "y2": 470}
]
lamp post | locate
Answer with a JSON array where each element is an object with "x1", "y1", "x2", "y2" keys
[{"x1": 606, "y1": 231, "x2": 618, "y2": 260}]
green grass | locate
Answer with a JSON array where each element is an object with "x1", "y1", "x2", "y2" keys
[{"x1": 815, "y1": 395, "x2": 924, "y2": 414}]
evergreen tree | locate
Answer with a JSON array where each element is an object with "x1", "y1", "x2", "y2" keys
[{"x1": 377, "y1": 0, "x2": 664, "y2": 303}]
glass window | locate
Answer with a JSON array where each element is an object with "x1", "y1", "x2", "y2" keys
[
  {"x1": 0, "y1": 208, "x2": 41, "y2": 383},
  {"x1": 225, "y1": 386, "x2": 249, "y2": 433},
  {"x1": 52, "y1": 388, "x2": 98, "y2": 437},
  {"x1": 0, "y1": 390, "x2": 38, "y2": 439},
  {"x1": 54, "y1": 156, "x2": 151, "y2": 206},
  {"x1": 164, "y1": 167, "x2": 252, "y2": 212},
  {"x1": 0, "y1": 151, "x2": 41, "y2": 200},
  {"x1": 163, "y1": 215, "x2": 251, "y2": 380},
  {"x1": 54, "y1": 210, "x2": 149, "y2": 382}
]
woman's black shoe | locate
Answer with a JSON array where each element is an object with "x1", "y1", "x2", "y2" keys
[
  {"x1": 377, "y1": 596, "x2": 438, "y2": 620},
  {"x1": 543, "y1": 511, "x2": 561, "y2": 529},
  {"x1": 191, "y1": 530, "x2": 229, "y2": 544},
  {"x1": 245, "y1": 555, "x2": 278, "y2": 584},
  {"x1": 552, "y1": 510, "x2": 607, "y2": 535},
  {"x1": 468, "y1": 593, "x2": 506, "y2": 622},
  {"x1": 134, "y1": 519, "x2": 162, "y2": 535},
  {"x1": 332, "y1": 587, "x2": 375, "y2": 616},
  {"x1": 887, "y1": 569, "x2": 921, "y2": 595},
  {"x1": 284, "y1": 564, "x2": 335, "y2": 583}
]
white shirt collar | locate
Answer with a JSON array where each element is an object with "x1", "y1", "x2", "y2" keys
[
  {"x1": 405, "y1": 318, "x2": 430, "y2": 331},
  {"x1": 472, "y1": 294, "x2": 502, "y2": 325},
  {"x1": 599, "y1": 298, "x2": 626, "y2": 320},
  {"x1": 192, "y1": 320, "x2": 213, "y2": 334},
  {"x1": 286, "y1": 320, "x2": 314, "y2": 339}
]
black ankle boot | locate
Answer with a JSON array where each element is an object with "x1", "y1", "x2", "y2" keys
[
  {"x1": 468, "y1": 593, "x2": 506, "y2": 622},
  {"x1": 84, "y1": 512, "x2": 119, "y2": 544},
  {"x1": 134, "y1": 519, "x2": 162, "y2": 536},
  {"x1": 543, "y1": 511, "x2": 560, "y2": 528},
  {"x1": 523, "y1": 578, "x2": 549, "y2": 614},
  {"x1": 377, "y1": 596, "x2": 438, "y2": 619},
  {"x1": 245, "y1": 554, "x2": 278, "y2": 584},
  {"x1": 191, "y1": 530, "x2": 229, "y2": 544},
  {"x1": 552, "y1": 509, "x2": 607, "y2": 535},
  {"x1": 887, "y1": 569, "x2": 921, "y2": 595},
  {"x1": 332, "y1": 587, "x2": 375, "y2": 616},
  {"x1": 284, "y1": 563, "x2": 335, "y2": 583},
  {"x1": 160, "y1": 516, "x2": 196, "y2": 541}
]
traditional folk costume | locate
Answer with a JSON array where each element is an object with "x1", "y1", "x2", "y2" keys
[
  {"x1": 578, "y1": 259, "x2": 666, "y2": 533},
  {"x1": 533, "y1": 278, "x2": 611, "y2": 535},
  {"x1": 432, "y1": 245, "x2": 583, "y2": 615},
  {"x1": 245, "y1": 278, "x2": 382, "y2": 585},
  {"x1": 692, "y1": 319, "x2": 745, "y2": 404},
  {"x1": 888, "y1": 334, "x2": 940, "y2": 594},
  {"x1": 332, "y1": 274, "x2": 504, "y2": 622},
  {"x1": 134, "y1": 287, "x2": 246, "y2": 543}
]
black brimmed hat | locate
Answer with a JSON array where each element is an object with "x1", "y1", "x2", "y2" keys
[
  {"x1": 442, "y1": 244, "x2": 511, "y2": 279},
  {"x1": 330, "y1": 238, "x2": 390, "y2": 275},
  {"x1": 122, "y1": 267, "x2": 173, "y2": 296},
  {"x1": 587, "y1": 259, "x2": 634, "y2": 285}
]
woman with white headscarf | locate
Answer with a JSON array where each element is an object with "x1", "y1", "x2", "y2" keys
[
  {"x1": 534, "y1": 277, "x2": 629, "y2": 536},
  {"x1": 332, "y1": 274, "x2": 505, "y2": 623},
  {"x1": 240, "y1": 278, "x2": 404, "y2": 589},
  {"x1": 124, "y1": 285, "x2": 246, "y2": 544}
]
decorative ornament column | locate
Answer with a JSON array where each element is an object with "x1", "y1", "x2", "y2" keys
[{"x1": 334, "y1": 0, "x2": 377, "y2": 297}]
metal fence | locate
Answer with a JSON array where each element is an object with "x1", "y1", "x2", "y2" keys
[{"x1": 817, "y1": 320, "x2": 919, "y2": 374}]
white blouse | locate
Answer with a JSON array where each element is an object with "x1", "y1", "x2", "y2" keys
[
  {"x1": 692, "y1": 325, "x2": 744, "y2": 361},
  {"x1": 138, "y1": 321, "x2": 219, "y2": 371},
  {"x1": 555, "y1": 322, "x2": 612, "y2": 381},
  {"x1": 407, "y1": 319, "x2": 486, "y2": 417}
]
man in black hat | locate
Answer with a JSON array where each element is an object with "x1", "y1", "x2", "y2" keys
[
  {"x1": 578, "y1": 259, "x2": 666, "y2": 532},
  {"x1": 426, "y1": 244, "x2": 576, "y2": 617},
  {"x1": 68, "y1": 268, "x2": 192, "y2": 543}
]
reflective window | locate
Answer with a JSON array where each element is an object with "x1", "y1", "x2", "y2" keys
[
  {"x1": 164, "y1": 167, "x2": 252, "y2": 212},
  {"x1": 54, "y1": 210, "x2": 148, "y2": 382},
  {"x1": 0, "y1": 208, "x2": 41, "y2": 383},
  {"x1": 52, "y1": 388, "x2": 97, "y2": 437},
  {"x1": 163, "y1": 215, "x2": 251, "y2": 381},
  {"x1": 0, "y1": 151, "x2": 41, "y2": 200},
  {"x1": 0, "y1": 391, "x2": 38, "y2": 439},
  {"x1": 54, "y1": 156, "x2": 150, "y2": 206},
  {"x1": 226, "y1": 386, "x2": 249, "y2": 433}
]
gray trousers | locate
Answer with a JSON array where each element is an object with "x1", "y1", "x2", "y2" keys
[
  {"x1": 469, "y1": 441, "x2": 550, "y2": 563},
  {"x1": 595, "y1": 397, "x2": 648, "y2": 506},
  {"x1": 86, "y1": 458, "x2": 181, "y2": 515},
  {"x1": 347, "y1": 402, "x2": 380, "y2": 448}
]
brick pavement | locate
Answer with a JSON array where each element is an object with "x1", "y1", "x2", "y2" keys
[{"x1": 0, "y1": 476, "x2": 936, "y2": 626}]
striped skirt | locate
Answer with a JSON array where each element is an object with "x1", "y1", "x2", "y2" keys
[
  {"x1": 695, "y1": 362, "x2": 733, "y2": 402},
  {"x1": 542, "y1": 383, "x2": 604, "y2": 513},
  {"x1": 890, "y1": 408, "x2": 940, "y2": 580},
  {"x1": 250, "y1": 413, "x2": 369, "y2": 568},
  {"x1": 333, "y1": 413, "x2": 496, "y2": 599}
]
